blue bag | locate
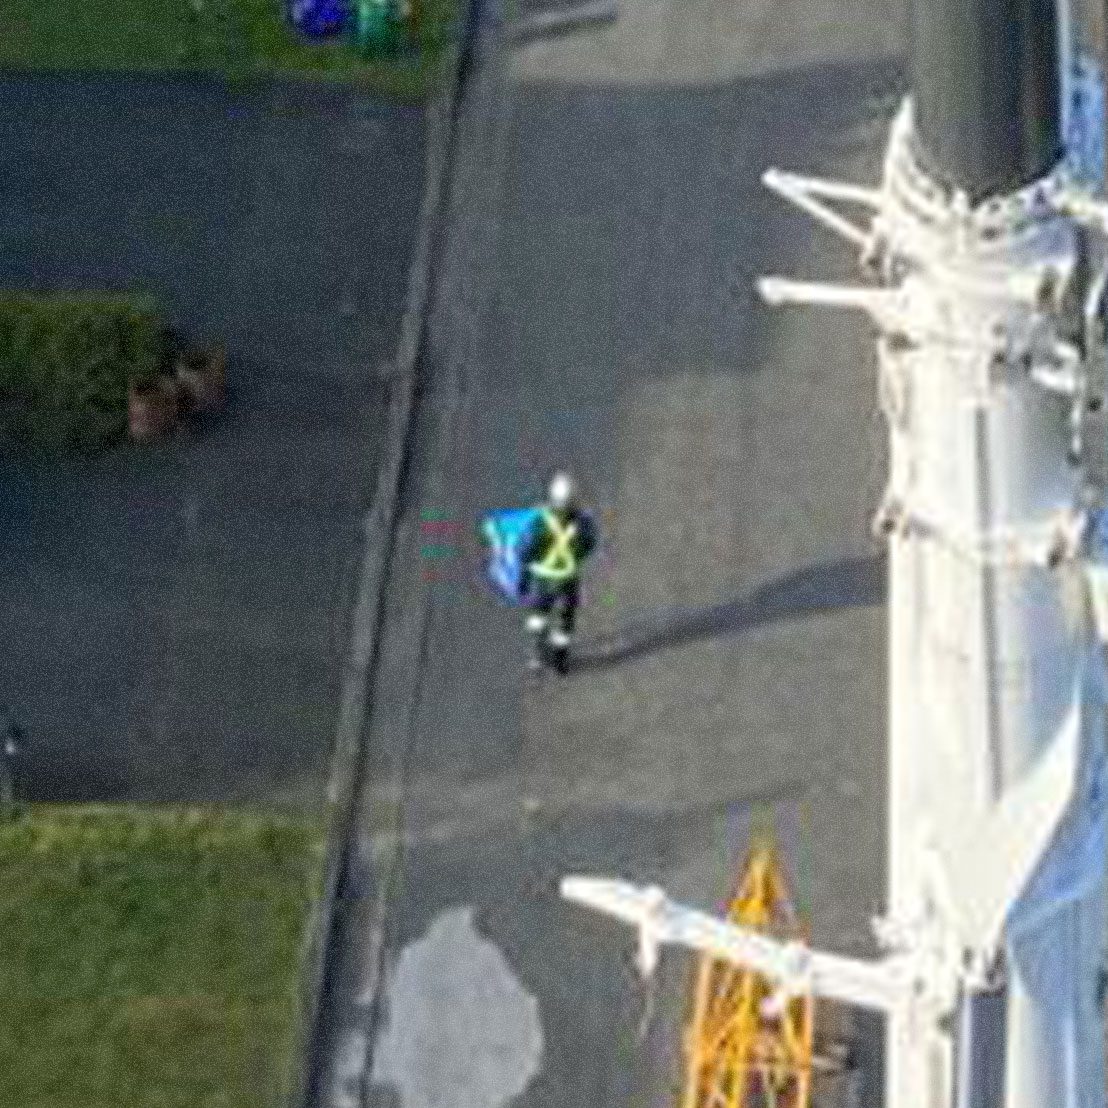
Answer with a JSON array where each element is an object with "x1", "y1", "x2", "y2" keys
[{"x1": 481, "y1": 507, "x2": 542, "y2": 605}]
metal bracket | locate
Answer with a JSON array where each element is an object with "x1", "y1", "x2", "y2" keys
[
  {"x1": 756, "y1": 276, "x2": 913, "y2": 340},
  {"x1": 875, "y1": 501, "x2": 1088, "y2": 569},
  {"x1": 634, "y1": 885, "x2": 665, "y2": 979},
  {"x1": 872, "y1": 913, "x2": 915, "y2": 954},
  {"x1": 878, "y1": 347, "x2": 914, "y2": 429},
  {"x1": 871, "y1": 493, "x2": 909, "y2": 542},
  {"x1": 1054, "y1": 187, "x2": 1108, "y2": 238},
  {"x1": 761, "y1": 168, "x2": 883, "y2": 252},
  {"x1": 1084, "y1": 264, "x2": 1108, "y2": 354},
  {"x1": 1027, "y1": 350, "x2": 1083, "y2": 398}
]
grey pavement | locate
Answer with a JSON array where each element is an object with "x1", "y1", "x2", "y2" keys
[
  {"x1": 321, "y1": 0, "x2": 906, "y2": 1105},
  {"x1": 0, "y1": 74, "x2": 424, "y2": 804}
]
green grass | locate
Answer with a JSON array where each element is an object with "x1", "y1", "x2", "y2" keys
[
  {"x1": 0, "y1": 805, "x2": 326, "y2": 1108},
  {"x1": 0, "y1": 0, "x2": 460, "y2": 102}
]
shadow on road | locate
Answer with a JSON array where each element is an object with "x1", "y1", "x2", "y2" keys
[{"x1": 575, "y1": 552, "x2": 884, "y2": 671}]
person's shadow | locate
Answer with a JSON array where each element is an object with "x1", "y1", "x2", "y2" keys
[{"x1": 575, "y1": 553, "x2": 884, "y2": 671}]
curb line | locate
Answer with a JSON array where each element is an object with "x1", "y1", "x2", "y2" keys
[
  {"x1": 506, "y1": 0, "x2": 618, "y2": 42},
  {"x1": 292, "y1": 5, "x2": 483, "y2": 1104}
]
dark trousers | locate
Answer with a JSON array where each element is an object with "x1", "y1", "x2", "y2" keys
[{"x1": 531, "y1": 577, "x2": 580, "y2": 636}]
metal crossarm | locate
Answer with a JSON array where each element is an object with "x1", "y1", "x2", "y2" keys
[
  {"x1": 561, "y1": 876, "x2": 909, "y2": 1014},
  {"x1": 760, "y1": 169, "x2": 882, "y2": 250}
]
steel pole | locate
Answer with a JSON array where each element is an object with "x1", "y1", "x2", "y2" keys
[{"x1": 907, "y1": 0, "x2": 1062, "y2": 202}]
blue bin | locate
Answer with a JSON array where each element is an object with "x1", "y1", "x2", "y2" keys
[{"x1": 288, "y1": 0, "x2": 350, "y2": 37}]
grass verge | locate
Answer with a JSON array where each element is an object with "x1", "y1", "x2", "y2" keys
[
  {"x1": 0, "y1": 0, "x2": 460, "y2": 102},
  {"x1": 0, "y1": 804, "x2": 325, "y2": 1108}
]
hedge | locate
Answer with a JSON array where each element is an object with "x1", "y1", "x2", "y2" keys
[{"x1": 0, "y1": 292, "x2": 165, "y2": 453}]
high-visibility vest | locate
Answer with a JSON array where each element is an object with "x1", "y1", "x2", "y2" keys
[{"x1": 529, "y1": 508, "x2": 579, "y2": 583}]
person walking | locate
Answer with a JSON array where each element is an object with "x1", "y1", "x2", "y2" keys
[{"x1": 520, "y1": 472, "x2": 598, "y2": 675}]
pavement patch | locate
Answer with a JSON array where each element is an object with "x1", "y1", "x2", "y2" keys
[{"x1": 370, "y1": 906, "x2": 544, "y2": 1108}]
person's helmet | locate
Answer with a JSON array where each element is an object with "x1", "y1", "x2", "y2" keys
[{"x1": 547, "y1": 471, "x2": 575, "y2": 510}]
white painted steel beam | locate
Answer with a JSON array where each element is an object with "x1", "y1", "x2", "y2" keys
[{"x1": 561, "y1": 876, "x2": 909, "y2": 1014}]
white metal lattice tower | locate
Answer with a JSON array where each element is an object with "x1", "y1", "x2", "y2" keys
[{"x1": 560, "y1": 47, "x2": 1108, "y2": 1108}]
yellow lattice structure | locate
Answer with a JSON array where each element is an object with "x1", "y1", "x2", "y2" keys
[{"x1": 680, "y1": 842, "x2": 814, "y2": 1108}]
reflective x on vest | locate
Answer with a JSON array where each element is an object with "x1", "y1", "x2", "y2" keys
[{"x1": 530, "y1": 509, "x2": 579, "y2": 582}]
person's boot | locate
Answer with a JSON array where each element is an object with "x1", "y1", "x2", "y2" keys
[
  {"x1": 548, "y1": 629, "x2": 571, "y2": 676},
  {"x1": 526, "y1": 613, "x2": 548, "y2": 672}
]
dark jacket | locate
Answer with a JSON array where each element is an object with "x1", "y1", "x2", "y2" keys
[{"x1": 521, "y1": 505, "x2": 598, "y2": 593}]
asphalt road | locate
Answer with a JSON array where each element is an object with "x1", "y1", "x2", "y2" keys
[
  {"x1": 0, "y1": 75, "x2": 423, "y2": 804},
  {"x1": 321, "y1": 1, "x2": 908, "y2": 1105}
]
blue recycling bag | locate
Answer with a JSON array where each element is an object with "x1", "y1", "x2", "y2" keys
[{"x1": 481, "y1": 507, "x2": 542, "y2": 605}]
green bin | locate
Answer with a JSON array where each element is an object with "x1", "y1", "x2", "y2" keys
[{"x1": 350, "y1": 0, "x2": 406, "y2": 51}]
